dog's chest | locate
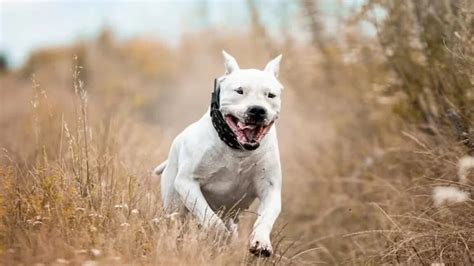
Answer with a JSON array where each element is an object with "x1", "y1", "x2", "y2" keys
[{"x1": 196, "y1": 153, "x2": 263, "y2": 210}]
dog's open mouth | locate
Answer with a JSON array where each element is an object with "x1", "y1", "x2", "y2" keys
[{"x1": 225, "y1": 115, "x2": 274, "y2": 149}]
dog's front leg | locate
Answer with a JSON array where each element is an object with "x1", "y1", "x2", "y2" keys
[
  {"x1": 174, "y1": 174, "x2": 227, "y2": 232},
  {"x1": 250, "y1": 183, "x2": 281, "y2": 257}
]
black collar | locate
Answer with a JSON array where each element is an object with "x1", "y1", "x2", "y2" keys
[{"x1": 210, "y1": 79, "x2": 258, "y2": 151}]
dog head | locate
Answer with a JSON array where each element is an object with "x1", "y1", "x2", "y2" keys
[{"x1": 217, "y1": 51, "x2": 283, "y2": 150}]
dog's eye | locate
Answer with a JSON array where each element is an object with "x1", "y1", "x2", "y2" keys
[
  {"x1": 268, "y1": 92, "x2": 276, "y2": 99},
  {"x1": 235, "y1": 88, "x2": 244, "y2": 95}
]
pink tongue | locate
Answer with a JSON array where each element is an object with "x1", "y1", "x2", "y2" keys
[
  {"x1": 243, "y1": 128, "x2": 257, "y2": 141},
  {"x1": 236, "y1": 121, "x2": 259, "y2": 141}
]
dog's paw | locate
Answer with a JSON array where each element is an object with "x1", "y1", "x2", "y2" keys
[{"x1": 249, "y1": 235, "x2": 273, "y2": 257}]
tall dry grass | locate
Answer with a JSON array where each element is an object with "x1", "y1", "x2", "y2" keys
[
  {"x1": 1, "y1": 1, "x2": 473, "y2": 264},
  {"x1": 0, "y1": 55, "x2": 296, "y2": 265}
]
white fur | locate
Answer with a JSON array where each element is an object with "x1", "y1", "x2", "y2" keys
[{"x1": 155, "y1": 51, "x2": 284, "y2": 256}]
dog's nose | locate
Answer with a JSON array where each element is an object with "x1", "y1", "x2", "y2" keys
[{"x1": 247, "y1": 106, "x2": 267, "y2": 121}]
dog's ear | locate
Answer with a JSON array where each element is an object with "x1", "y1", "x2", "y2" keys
[
  {"x1": 222, "y1": 50, "x2": 240, "y2": 75},
  {"x1": 264, "y1": 54, "x2": 282, "y2": 78}
]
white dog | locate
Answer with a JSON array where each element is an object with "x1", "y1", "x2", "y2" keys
[{"x1": 154, "y1": 51, "x2": 283, "y2": 257}]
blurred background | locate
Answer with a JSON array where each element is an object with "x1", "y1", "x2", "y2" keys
[{"x1": 1, "y1": 0, "x2": 473, "y2": 265}]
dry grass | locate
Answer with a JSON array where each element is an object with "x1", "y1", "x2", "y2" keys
[{"x1": 1, "y1": 1, "x2": 474, "y2": 265}]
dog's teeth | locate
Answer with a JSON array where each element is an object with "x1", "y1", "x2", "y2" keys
[{"x1": 237, "y1": 121, "x2": 257, "y2": 130}]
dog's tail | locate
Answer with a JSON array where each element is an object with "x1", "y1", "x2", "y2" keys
[{"x1": 153, "y1": 160, "x2": 168, "y2": 176}]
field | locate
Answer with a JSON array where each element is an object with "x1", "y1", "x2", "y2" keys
[{"x1": 1, "y1": 1, "x2": 473, "y2": 265}]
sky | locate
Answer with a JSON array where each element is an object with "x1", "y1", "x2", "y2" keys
[{"x1": 0, "y1": 0, "x2": 365, "y2": 68}]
